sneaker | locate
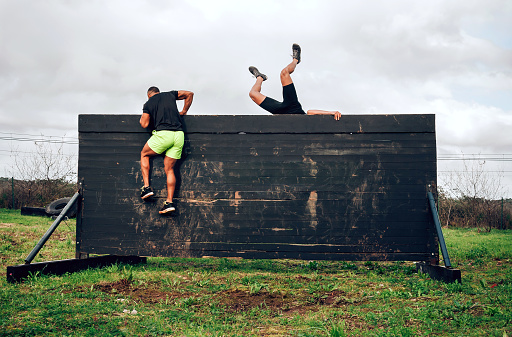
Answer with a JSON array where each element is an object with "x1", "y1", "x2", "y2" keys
[
  {"x1": 140, "y1": 186, "x2": 154, "y2": 199},
  {"x1": 292, "y1": 43, "x2": 301, "y2": 63},
  {"x1": 248, "y1": 66, "x2": 267, "y2": 81},
  {"x1": 159, "y1": 201, "x2": 176, "y2": 214}
]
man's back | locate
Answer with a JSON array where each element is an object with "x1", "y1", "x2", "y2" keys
[{"x1": 143, "y1": 91, "x2": 183, "y2": 131}]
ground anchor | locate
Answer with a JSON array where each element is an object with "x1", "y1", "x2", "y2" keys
[{"x1": 415, "y1": 262, "x2": 462, "y2": 283}]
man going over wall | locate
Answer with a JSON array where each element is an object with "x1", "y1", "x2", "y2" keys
[
  {"x1": 249, "y1": 43, "x2": 342, "y2": 120},
  {"x1": 139, "y1": 86, "x2": 194, "y2": 214}
]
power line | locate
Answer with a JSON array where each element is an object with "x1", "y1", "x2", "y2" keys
[
  {"x1": 439, "y1": 158, "x2": 512, "y2": 161},
  {"x1": 0, "y1": 136, "x2": 78, "y2": 145},
  {"x1": 0, "y1": 131, "x2": 78, "y2": 140},
  {"x1": 0, "y1": 149, "x2": 76, "y2": 155},
  {"x1": 0, "y1": 154, "x2": 77, "y2": 159},
  {"x1": 0, "y1": 131, "x2": 78, "y2": 145},
  {"x1": 439, "y1": 171, "x2": 512, "y2": 174},
  {"x1": 439, "y1": 154, "x2": 512, "y2": 159}
]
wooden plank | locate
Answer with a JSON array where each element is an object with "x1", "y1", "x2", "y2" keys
[
  {"x1": 79, "y1": 239, "x2": 431, "y2": 253},
  {"x1": 80, "y1": 204, "x2": 431, "y2": 218},
  {"x1": 78, "y1": 164, "x2": 435, "y2": 179},
  {"x1": 79, "y1": 218, "x2": 432, "y2": 232},
  {"x1": 79, "y1": 114, "x2": 435, "y2": 134},
  {"x1": 79, "y1": 137, "x2": 437, "y2": 150},
  {"x1": 77, "y1": 231, "x2": 432, "y2": 246},
  {"x1": 79, "y1": 154, "x2": 437, "y2": 166},
  {"x1": 78, "y1": 244, "x2": 431, "y2": 262},
  {"x1": 79, "y1": 134, "x2": 436, "y2": 148},
  {"x1": 79, "y1": 183, "x2": 434, "y2": 196},
  {"x1": 78, "y1": 218, "x2": 433, "y2": 235},
  {"x1": 81, "y1": 132, "x2": 436, "y2": 144},
  {"x1": 79, "y1": 146, "x2": 436, "y2": 157},
  {"x1": 80, "y1": 192, "x2": 432, "y2": 207},
  {"x1": 80, "y1": 228, "x2": 432, "y2": 242}
]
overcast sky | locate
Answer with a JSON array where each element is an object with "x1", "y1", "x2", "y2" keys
[{"x1": 1, "y1": 0, "x2": 511, "y2": 197}]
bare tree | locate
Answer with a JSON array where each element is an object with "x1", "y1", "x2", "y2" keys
[
  {"x1": 440, "y1": 154, "x2": 505, "y2": 231},
  {"x1": 9, "y1": 138, "x2": 77, "y2": 207}
]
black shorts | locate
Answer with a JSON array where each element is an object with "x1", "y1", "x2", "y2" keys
[{"x1": 259, "y1": 83, "x2": 306, "y2": 115}]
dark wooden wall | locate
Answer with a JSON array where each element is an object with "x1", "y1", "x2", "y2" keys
[{"x1": 77, "y1": 114, "x2": 438, "y2": 262}]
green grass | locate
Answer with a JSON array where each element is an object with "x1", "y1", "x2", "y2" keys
[
  {"x1": 446, "y1": 227, "x2": 512, "y2": 261},
  {"x1": 1, "y1": 209, "x2": 511, "y2": 336}
]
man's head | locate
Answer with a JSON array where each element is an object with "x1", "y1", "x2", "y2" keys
[{"x1": 147, "y1": 86, "x2": 160, "y2": 98}]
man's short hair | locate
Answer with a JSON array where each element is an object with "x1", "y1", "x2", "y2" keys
[{"x1": 147, "y1": 86, "x2": 160, "y2": 94}]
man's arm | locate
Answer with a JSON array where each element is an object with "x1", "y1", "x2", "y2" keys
[
  {"x1": 177, "y1": 90, "x2": 194, "y2": 116},
  {"x1": 307, "y1": 110, "x2": 342, "y2": 121},
  {"x1": 140, "y1": 112, "x2": 151, "y2": 128}
]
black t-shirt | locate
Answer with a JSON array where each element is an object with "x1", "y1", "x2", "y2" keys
[{"x1": 142, "y1": 91, "x2": 184, "y2": 131}]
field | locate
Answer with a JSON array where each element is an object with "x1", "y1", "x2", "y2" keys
[{"x1": 0, "y1": 209, "x2": 511, "y2": 336}]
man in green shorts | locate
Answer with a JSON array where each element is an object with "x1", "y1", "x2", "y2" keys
[{"x1": 140, "y1": 86, "x2": 194, "y2": 214}]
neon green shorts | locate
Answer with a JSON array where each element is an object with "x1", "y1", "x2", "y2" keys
[{"x1": 147, "y1": 130, "x2": 185, "y2": 159}]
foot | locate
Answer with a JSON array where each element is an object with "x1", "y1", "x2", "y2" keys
[
  {"x1": 292, "y1": 43, "x2": 301, "y2": 64},
  {"x1": 248, "y1": 66, "x2": 267, "y2": 81},
  {"x1": 159, "y1": 201, "x2": 176, "y2": 214},
  {"x1": 140, "y1": 186, "x2": 154, "y2": 199}
]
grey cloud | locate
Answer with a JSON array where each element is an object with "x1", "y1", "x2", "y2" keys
[{"x1": 1, "y1": 0, "x2": 511, "y2": 193}]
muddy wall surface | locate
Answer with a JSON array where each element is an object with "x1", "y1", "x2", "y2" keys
[{"x1": 77, "y1": 114, "x2": 437, "y2": 262}]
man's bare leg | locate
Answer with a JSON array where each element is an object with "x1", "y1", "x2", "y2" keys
[
  {"x1": 163, "y1": 156, "x2": 178, "y2": 203},
  {"x1": 249, "y1": 76, "x2": 267, "y2": 105},
  {"x1": 140, "y1": 143, "x2": 158, "y2": 198},
  {"x1": 280, "y1": 59, "x2": 299, "y2": 87},
  {"x1": 249, "y1": 66, "x2": 268, "y2": 105}
]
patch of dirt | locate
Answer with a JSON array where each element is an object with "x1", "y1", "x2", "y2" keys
[
  {"x1": 93, "y1": 279, "x2": 188, "y2": 304},
  {"x1": 214, "y1": 289, "x2": 353, "y2": 314},
  {"x1": 214, "y1": 289, "x2": 291, "y2": 313},
  {"x1": 90, "y1": 279, "x2": 357, "y2": 314},
  {"x1": 0, "y1": 223, "x2": 15, "y2": 228}
]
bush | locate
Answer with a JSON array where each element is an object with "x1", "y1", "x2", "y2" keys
[
  {"x1": 438, "y1": 190, "x2": 512, "y2": 231},
  {"x1": 0, "y1": 177, "x2": 76, "y2": 209}
]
